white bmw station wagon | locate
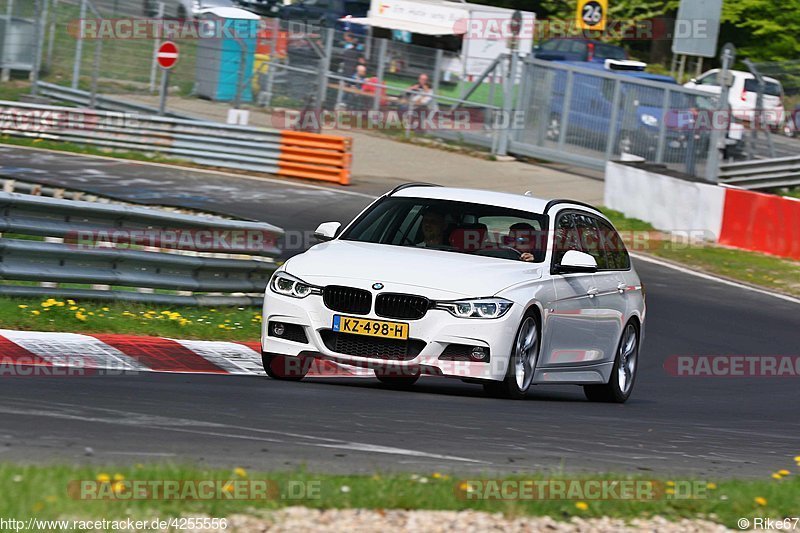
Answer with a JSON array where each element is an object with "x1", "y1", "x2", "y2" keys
[{"x1": 262, "y1": 184, "x2": 645, "y2": 402}]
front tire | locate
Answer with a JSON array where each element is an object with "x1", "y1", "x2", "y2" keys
[
  {"x1": 262, "y1": 352, "x2": 309, "y2": 381},
  {"x1": 584, "y1": 321, "x2": 639, "y2": 403},
  {"x1": 483, "y1": 312, "x2": 540, "y2": 400}
]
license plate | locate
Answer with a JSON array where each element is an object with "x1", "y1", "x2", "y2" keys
[{"x1": 332, "y1": 315, "x2": 408, "y2": 340}]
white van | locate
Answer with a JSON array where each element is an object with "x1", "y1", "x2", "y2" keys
[{"x1": 684, "y1": 69, "x2": 785, "y2": 130}]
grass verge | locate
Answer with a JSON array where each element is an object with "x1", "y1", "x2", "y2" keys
[
  {"x1": 0, "y1": 297, "x2": 260, "y2": 342},
  {"x1": 601, "y1": 209, "x2": 800, "y2": 298},
  {"x1": 1, "y1": 463, "x2": 798, "y2": 529}
]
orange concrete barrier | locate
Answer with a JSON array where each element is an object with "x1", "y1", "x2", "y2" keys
[{"x1": 278, "y1": 131, "x2": 352, "y2": 185}]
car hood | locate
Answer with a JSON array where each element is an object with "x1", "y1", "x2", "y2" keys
[{"x1": 283, "y1": 240, "x2": 543, "y2": 298}]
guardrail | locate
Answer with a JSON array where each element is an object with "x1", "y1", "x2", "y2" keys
[
  {"x1": 0, "y1": 192, "x2": 284, "y2": 306},
  {"x1": 719, "y1": 156, "x2": 800, "y2": 190},
  {"x1": 0, "y1": 100, "x2": 353, "y2": 185},
  {"x1": 36, "y1": 82, "x2": 195, "y2": 119}
]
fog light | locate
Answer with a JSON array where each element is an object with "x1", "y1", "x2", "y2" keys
[
  {"x1": 470, "y1": 346, "x2": 487, "y2": 361},
  {"x1": 272, "y1": 322, "x2": 285, "y2": 337}
]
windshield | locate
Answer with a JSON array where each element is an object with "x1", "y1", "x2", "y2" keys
[{"x1": 340, "y1": 197, "x2": 548, "y2": 262}]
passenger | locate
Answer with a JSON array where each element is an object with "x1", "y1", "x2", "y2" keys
[{"x1": 508, "y1": 222, "x2": 540, "y2": 262}]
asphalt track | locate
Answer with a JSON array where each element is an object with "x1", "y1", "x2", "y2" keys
[{"x1": 0, "y1": 147, "x2": 798, "y2": 478}]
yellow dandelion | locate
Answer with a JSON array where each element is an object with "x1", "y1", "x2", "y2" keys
[
  {"x1": 575, "y1": 501, "x2": 589, "y2": 511},
  {"x1": 32, "y1": 501, "x2": 44, "y2": 512},
  {"x1": 31, "y1": 310, "x2": 40, "y2": 316},
  {"x1": 771, "y1": 473, "x2": 783, "y2": 480},
  {"x1": 69, "y1": 306, "x2": 78, "y2": 311},
  {"x1": 96, "y1": 473, "x2": 110, "y2": 483},
  {"x1": 234, "y1": 467, "x2": 247, "y2": 478},
  {"x1": 75, "y1": 312, "x2": 87, "y2": 322},
  {"x1": 55, "y1": 301, "x2": 65, "y2": 307},
  {"x1": 113, "y1": 473, "x2": 125, "y2": 482},
  {"x1": 666, "y1": 480, "x2": 675, "y2": 487},
  {"x1": 706, "y1": 482, "x2": 717, "y2": 490},
  {"x1": 102, "y1": 307, "x2": 110, "y2": 312},
  {"x1": 222, "y1": 482, "x2": 234, "y2": 493},
  {"x1": 755, "y1": 496, "x2": 768, "y2": 506},
  {"x1": 778, "y1": 469, "x2": 791, "y2": 476},
  {"x1": 17, "y1": 305, "x2": 28, "y2": 309},
  {"x1": 218, "y1": 324, "x2": 226, "y2": 329},
  {"x1": 111, "y1": 481, "x2": 125, "y2": 493},
  {"x1": 666, "y1": 488, "x2": 675, "y2": 495},
  {"x1": 67, "y1": 299, "x2": 75, "y2": 305},
  {"x1": 458, "y1": 481, "x2": 470, "y2": 491}
]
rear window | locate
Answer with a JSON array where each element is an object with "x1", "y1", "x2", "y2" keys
[{"x1": 744, "y1": 79, "x2": 782, "y2": 97}]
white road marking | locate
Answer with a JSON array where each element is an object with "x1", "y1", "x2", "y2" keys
[
  {"x1": 170, "y1": 339, "x2": 264, "y2": 375},
  {"x1": 0, "y1": 402, "x2": 486, "y2": 464},
  {"x1": 631, "y1": 253, "x2": 800, "y2": 305}
]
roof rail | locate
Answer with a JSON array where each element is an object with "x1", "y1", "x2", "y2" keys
[
  {"x1": 544, "y1": 199, "x2": 601, "y2": 213},
  {"x1": 388, "y1": 182, "x2": 442, "y2": 195}
]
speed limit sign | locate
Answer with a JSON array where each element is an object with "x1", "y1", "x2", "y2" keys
[{"x1": 576, "y1": 0, "x2": 607, "y2": 31}]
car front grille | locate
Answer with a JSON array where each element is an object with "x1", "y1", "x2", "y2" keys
[
  {"x1": 323, "y1": 285, "x2": 372, "y2": 315},
  {"x1": 319, "y1": 330, "x2": 425, "y2": 360},
  {"x1": 375, "y1": 293, "x2": 430, "y2": 320}
]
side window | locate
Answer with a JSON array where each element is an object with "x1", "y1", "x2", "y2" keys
[
  {"x1": 596, "y1": 218, "x2": 630, "y2": 270},
  {"x1": 573, "y1": 213, "x2": 607, "y2": 269},
  {"x1": 552, "y1": 212, "x2": 580, "y2": 266},
  {"x1": 696, "y1": 74, "x2": 719, "y2": 86}
]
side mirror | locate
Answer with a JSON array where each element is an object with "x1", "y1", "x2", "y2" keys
[
  {"x1": 556, "y1": 250, "x2": 597, "y2": 274},
  {"x1": 314, "y1": 221, "x2": 341, "y2": 242},
  {"x1": 688, "y1": 78, "x2": 697, "y2": 85}
]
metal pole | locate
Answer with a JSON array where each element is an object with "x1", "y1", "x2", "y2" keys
[
  {"x1": 496, "y1": 52, "x2": 518, "y2": 156},
  {"x1": 71, "y1": 0, "x2": 87, "y2": 89},
  {"x1": 373, "y1": 38, "x2": 387, "y2": 112},
  {"x1": 654, "y1": 88, "x2": 671, "y2": 164},
  {"x1": 557, "y1": 69, "x2": 574, "y2": 149},
  {"x1": 1, "y1": 0, "x2": 14, "y2": 82},
  {"x1": 158, "y1": 68, "x2": 169, "y2": 116},
  {"x1": 89, "y1": 32, "x2": 101, "y2": 107},
  {"x1": 46, "y1": 0, "x2": 57, "y2": 68},
  {"x1": 676, "y1": 54, "x2": 687, "y2": 83},
  {"x1": 30, "y1": 0, "x2": 45, "y2": 96},
  {"x1": 604, "y1": 79, "x2": 622, "y2": 160},
  {"x1": 315, "y1": 27, "x2": 334, "y2": 114},
  {"x1": 432, "y1": 48, "x2": 443, "y2": 93},
  {"x1": 704, "y1": 44, "x2": 735, "y2": 183},
  {"x1": 695, "y1": 56, "x2": 703, "y2": 78},
  {"x1": 149, "y1": 2, "x2": 164, "y2": 93}
]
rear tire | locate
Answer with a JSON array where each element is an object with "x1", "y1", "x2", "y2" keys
[
  {"x1": 262, "y1": 352, "x2": 309, "y2": 381},
  {"x1": 483, "y1": 311, "x2": 540, "y2": 400},
  {"x1": 583, "y1": 321, "x2": 639, "y2": 403}
]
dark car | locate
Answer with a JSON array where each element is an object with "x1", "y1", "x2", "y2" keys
[
  {"x1": 534, "y1": 38, "x2": 627, "y2": 63},
  {"x1": 235, "y1": 0, "x2": 282, "y2": 16},
  {"x1": 278, "y1": 0, "x2": 369, "y2": 31}
]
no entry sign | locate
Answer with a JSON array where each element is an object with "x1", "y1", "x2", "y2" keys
[{"x1": 157, "y1": 41, "x2": 179, "y2": 69}]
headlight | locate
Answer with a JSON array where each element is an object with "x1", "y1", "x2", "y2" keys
[
  {"x1": 435, "y1": 298, "x2": 513, "y2": 319},
  {"x1": 269, "y1": 271, "x2": 318, "y2": 299},
  {"x1": 640, "y1": 113, "x2": 658, "y2": 127}
]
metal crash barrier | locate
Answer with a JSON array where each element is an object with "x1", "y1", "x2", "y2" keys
[
  {"x1": 0, "y1": 192, "x2": 284, "y2": 306},
  {"x1": 0, "y1": 100, "x2": 352, "y2": 185}
]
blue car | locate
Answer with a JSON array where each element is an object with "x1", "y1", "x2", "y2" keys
[{"x1": 542, "y1": 61, "x2": 705, "y2": 162}]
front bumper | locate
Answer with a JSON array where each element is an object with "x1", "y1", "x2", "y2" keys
[{"x1": 262, "y1": 290, "x2": 522, "y2": 381}]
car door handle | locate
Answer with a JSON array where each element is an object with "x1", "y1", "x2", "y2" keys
[
  {"x1": 586, "y1": 288, "x2": 599, "y2": 298},
  {"x1": 617, "y1": 283, "x2": 627, "y2": 293}
]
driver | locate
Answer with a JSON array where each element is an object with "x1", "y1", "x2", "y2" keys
[
  {"x1": 507, "y1": 222, "x2": 540, "y2": 262},
  {"x1": 418, "y1": 209, "x2": 448, "y2": 247}
]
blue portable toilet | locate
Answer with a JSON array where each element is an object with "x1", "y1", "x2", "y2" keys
[{"x1": 195, "y1": 7, "x2": 260, "y2": 103}]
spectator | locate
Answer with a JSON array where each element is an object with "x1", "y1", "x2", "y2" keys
[
  {"x1": 407, "y1": 73, "x2": 434, "y2": 110},
  {"x1": 347, "y1": 65, "x2": 368, "y2": 110}
]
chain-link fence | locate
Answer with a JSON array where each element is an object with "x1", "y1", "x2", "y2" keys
[{"x1": 12, "y1": 0, "x2": 797, "y2": 181}]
